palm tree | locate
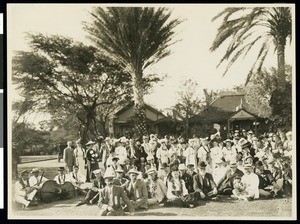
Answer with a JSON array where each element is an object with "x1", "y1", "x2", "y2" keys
[
  {"x1": 210, "y1": 7, "x2": 292, "y2": 90},
  {"x1": 84, "y1": 7, "x2": 181, "y2": 137}
]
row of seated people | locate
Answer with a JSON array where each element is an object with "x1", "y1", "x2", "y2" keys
[{"x1": 14, "y1": 154, "x2": 292, "y2": 214}]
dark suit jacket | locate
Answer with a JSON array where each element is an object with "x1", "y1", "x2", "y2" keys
[
  {"x1": 126, "y1": 179, "x2": 148, "y2": 208},
  {"x1": 99, "y1": 185, "x2": 134, "y2": 212},
  {"x1": 182, "y1": 172, "x2": 196, "y2": 193},
  {"x1": 63, "y1": 147, "x2": 75, "y2": 167},
  {"x1": 193, "y1": 172, "x2": 216, "y2": 194},
  {"x1": 217, "y1": 168, "x2": 244, "y2": 190}
]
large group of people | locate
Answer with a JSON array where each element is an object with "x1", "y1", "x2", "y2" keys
[{"x1": 14, "y1": 129, "x2": 293, "y2": 216}]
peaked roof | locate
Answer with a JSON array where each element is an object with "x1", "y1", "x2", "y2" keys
[
  {"x1": 115, "y1": 101, "x2": 166, "y2": 118},
  {"x1": 210, "y1": 94, "x2": 248, "y2": 112}
]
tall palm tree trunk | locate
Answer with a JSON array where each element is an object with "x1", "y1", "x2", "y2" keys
[
  {"x1": 277, "y1": 39, "x2": 286, "y2": 91},
  {"x1": 132, "y1": 73, "x2": 147, "y2": 138}
]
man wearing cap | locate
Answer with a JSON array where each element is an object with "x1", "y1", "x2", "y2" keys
[
  {"x1": 254, "y1": 161, "x2": 281, "y2": 198},
  {"x1": 76, "y1": 169, "x2": 106, "y2": 206},
  {"x1": 98, "y1": 168, "x2": 134, "y2": 216},
  {"x1": 54, "y1": 167, "x2": 71, "y2": 185},
  {"x1": 193, "y1": 162, "x2": 218, "y2": 201},
  {"x1": 85, "y1": 140, "x2": 100, "y2": 182},
  {"x1": 179, "y1": 163, "x2": 196, "y2": 194},
  {"x1": 113, "y1": 166, "x2": 129, "y2": 189},
  {"x1": 146, "y1": 168, "x2": 167, "y2": 205},
  {"x1": 126, "y1": 168, "x2": 148, "y2": 210},
  {"x1": 28, "y1": 168, "x2": 48, "y2": 189},
  {"x1": 14, "y1": 170, "x2": 38, "y2": 209},
  {"x1": 238, "y1": 163, "x2": 259, "y2": 200},
  {"x1": 217, "y1": 160, "x2": 244, "y2": 195},
  {"x1": 63, "y1": 141, "x2": 76, "y2": 173}
]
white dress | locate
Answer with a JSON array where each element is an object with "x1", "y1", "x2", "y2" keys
[{"x1": 74, "y1": 146, "x2": 86, "y2": 177}]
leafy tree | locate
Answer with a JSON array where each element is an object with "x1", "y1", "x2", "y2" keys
[
  {"x1": 13, "y1": 34, "x2": 132, "y2": 144},
  {"x1": 84, "y1": 7, "x2": 181, "y2": 138},
  {"x1": 171, "y1": 79, "x2": 205, "y2": 138},
  {"x1": 210, "y1": 7, "x2": 292, "y2": 90}
]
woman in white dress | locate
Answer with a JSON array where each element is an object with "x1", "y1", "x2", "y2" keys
[{"x1": 74, "y1": 139, "x2": 86, "y2": 178}]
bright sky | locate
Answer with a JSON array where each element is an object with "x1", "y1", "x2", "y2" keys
[{"x1": 7, "y1": 4, "x2": 294, "y2": 116}]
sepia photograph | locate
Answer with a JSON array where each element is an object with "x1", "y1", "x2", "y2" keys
[{"x1": 7, "y1": 3, "x2": 296, "y2": 220}]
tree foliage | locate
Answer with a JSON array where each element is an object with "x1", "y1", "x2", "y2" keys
[
  {"x1": 211, "y1": 7, "x2": 292, "y2": 88},
  {"x1": 171, "y1": 79, "x2": 205, "y2": 138},
  {"x1": 84, "y1": 7, "x2": 181, "y2": 138},
  {"x1": 12, "y1": 34, "x2": 132, "y2": 144}
]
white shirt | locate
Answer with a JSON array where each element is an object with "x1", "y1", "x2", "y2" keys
[
  {"x1": 241, "y1": 172, "x2": 259, "y2": 199},
  {"x1": 28, "y1": 175, "x2": 48, "y2": 188},
  {"x1": 183, "y1": 146, "x2": 196, "y2": 167},
  {"x1": 156, "y1": 147, "x2": 169, "y2": 164},
  {"x1": 54, "y1": 174, "x2": 71, "y2": 185},
  {"x1": 68, "y1": 171, "x2": 86, "y2": 185},
  {"x1": 197, "y1": 146, "x2": 210, "y2": 162},
  {"x1": 115, "y1": 146, "x2": 127, "y2": 165}
]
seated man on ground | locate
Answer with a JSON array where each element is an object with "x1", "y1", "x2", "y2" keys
[
  {"x1": 232, "y1": 163, "x2": 259, "y2": 201},
  {"x1": 14, "y1": 170, "x2": 38, "y2": 210},
  {"x1": 179, "y1": 163, "x2": 196, "y2": 194},
  {"x1": 193, "y1": 162, "x2": 218, "y2": 201},
  {"x1": 146, "y1": 168, "x2": 168, "y2": 206},
  {"x1": 113, "y1": 166, "x2": 129, "y2": 189},
  {"x1": 126, "y1": 168, "x2": 148, "y2": 210},
  {"x1": 98, "y1": 169, "x2": 134, "y2": 216},
  {"x1": 68, "y1": 165, "x2": 88, "y2": 195},
  {"x1": 76, "y1": 169, "x2": 106, "y2": 206},
  {"x1": 54, "y1": 167, "x2": 71, "y2": 185},
  {"x1": 217, "y1": 160, "x2": 244, "y2": 195},
  {"x1": 28, "y1": 168, "x2": 48, "y2": 200},
  {"x1": 254, "y1": 161, "x2": 282, "y2": 198}
]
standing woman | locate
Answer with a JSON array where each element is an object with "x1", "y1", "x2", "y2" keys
[{"x1": 74, "y1": 139, "x2": 86, "y2": 178}]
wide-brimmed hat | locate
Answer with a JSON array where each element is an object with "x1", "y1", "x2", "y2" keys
[
  {"x1": 234, "y1": 130, "x2": 240, "y2": 133},
  {"x1": 229, "y1": 160, "x2": 237, "y2": 167},
  {"x1": 159, "y1": 138, "x2": 167, "y2": 144},
  {"x1": 103, "y1": 168, "x2": 115, "y2": 179},
  {"x1": 115, "y1": 166, "x2": 124, "y2": 173},
  {"x1": 31, "y1": 168, "x2": 40, "y2": 173},
  {"x1": 199, "y1": 161, "x2": 207, "y2": 168},
  {"x1": 178, "y1": 164, "x2": 186, "y2": 170},
  {"x1": 58, "y1": 167, "x2": 65, "y2": 171},
  {"x1": 239, "y1": 138, "x2": 251, "y2": 149},
  {"x1": 128, "y1": 168, "x2": 139, "y2": 175},
  {"x1": 146, "y1": 155, "x2": 154, "y2": 161},
  {"x1": 243, "y1": 163, "x2": 252, "y2": 168},
  {"x1": 146, "y1": 168, "x2": 157, "y2": 175},
  {"x1": 186, "y1": 163, "x2": 194, "y2": 168},
  {"x1": 86, "y1": 140, "x2": 96, "y2": 146},
  {"x1": 286, "y1": 131, "x2": 292, "y2": 137},
  {"x1": 161, "y1": 162, "x2": 169, "y2": 169},
  {"x1": 20, "y1": 170, "x2": 28, "y2": 175},
  {"x1": 112, "y1": 156, "x2": 119, "y2": 162},
  {"x1": 93, "y1": 169, "x2": 102, "y2": 175},
  {"x1": 119, "y1": 136, "x2": 128, "y2": 143}
]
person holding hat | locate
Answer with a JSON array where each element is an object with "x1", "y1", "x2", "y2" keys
[
  {"x1": 146, "y1": 168, "x2": 168, "y2": 206},
  {"x1": 63, "y1": 141, "x2": 76, "y2": 173},
  {"x1": 98, "y1": 168, "x2": 134, "y2": 216},
  {"x1": 54, "y1": 167, "x2": 71, "y2": 185},
  {"x1": 254, "y1": 161, "x2": 281, "y2": 198},
  {"x1": 193, "y1": 162, "x2": 218, "y2": 201},
  {"x1": 126, "y1": 168, "x2": 148, "y2": 210},
  {"x1": 85, "y1": 140, "x2": 100, "y2": 182},
  {"x1": 14, "y1": 170, "x2": 38, "y2": 209},
  {"x1": 216, "y1": 160, "x2": 244, "y2": 195},
  {"x1": 76, "y1": 168, "x2": 106, "y2": 206},
  {"x1": 237, "y1": 162, "x2": 259, "y2": 201}
]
